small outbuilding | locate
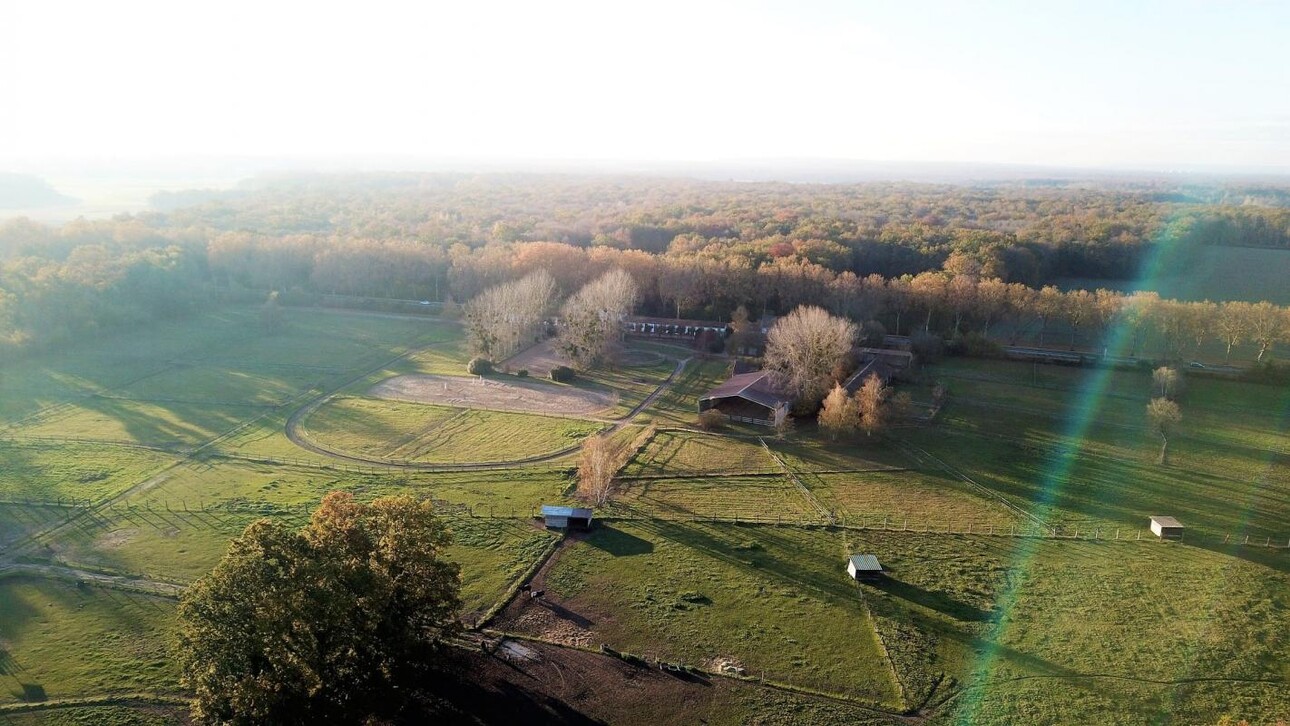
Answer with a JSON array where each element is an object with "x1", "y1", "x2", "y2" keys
[
  {"x1": 541, "y1": 505, "x2": 594, "y2": 530},
  {"x1": 1149, "y1": 516, "x2": 1184, "y2": 540},
  {"x1": 847, "y1": 554, "x2": 883, "y2": 580}
]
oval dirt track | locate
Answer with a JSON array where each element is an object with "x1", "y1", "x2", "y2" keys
[{"x1": 368, "y1": 373, "x2": 616, "y2": 416}]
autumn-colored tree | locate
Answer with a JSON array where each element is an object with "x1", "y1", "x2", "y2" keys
[
  {"x1": 1146, "y1": 397, "x2": 1182, "y2": 465},
  {"x1": 577, "y1": 433, "x2": 630, "y2": 505},
  {"x1": 177, "y1": 492, "x2": 460, "y2": 725},
  {"x1": 855, "y1": 373, "x2": 891, "y2": 437},
  {"x1": 817, "y1": 383, "x2": 857, "y2": 440}
]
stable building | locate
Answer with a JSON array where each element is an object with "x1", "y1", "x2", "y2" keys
[
  {"x1": 847, "y1": 554, "x2": 883, "y2": 580},
  {"x1": 541, "y1": 505, "x2": 594, "y2": 530},
  {"x1": 697, "y1": 371, "x2": 790, "y2": 427},
  {"x1": 1149, "y1": 516, "x2": 1184, "y2": 540}
]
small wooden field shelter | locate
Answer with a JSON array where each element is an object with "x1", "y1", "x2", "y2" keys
[
  {"x1": 541, "y1": 505, "x2": 594, "y2": 530},
  {"x1": 1149, "y1": 516, "x2": 1184, "y2": 540},
  {"x1": 847, "y1": 554, "x2": 882, "y2": 580}
]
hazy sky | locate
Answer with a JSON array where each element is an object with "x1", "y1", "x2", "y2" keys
[{"x1": 3, "y1": 0, "x2": 1288, "y2": 171}]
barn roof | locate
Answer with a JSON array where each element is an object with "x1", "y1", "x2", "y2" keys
[
  {"x1": 699, "y1": 371, "x2": 788, "y2": 409},
  {"x1": 849, "y1": 554, "x2": 882, "y2": 571},
  {"x1": 542, "y1": 505, "x2": 594, "y2": 519},
  {"x1": 1150, "y1": 515, "x2": 1184, "y2": 528}
]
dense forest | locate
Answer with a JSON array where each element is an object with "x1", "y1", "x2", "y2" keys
[{"x1": 1, "y1": 173, "x2": 1288, "y2": 360}]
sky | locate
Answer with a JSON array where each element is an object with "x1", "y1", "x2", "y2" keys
[{"x1": 2, "y1": 0, "x2": 1288, "y2": 172}]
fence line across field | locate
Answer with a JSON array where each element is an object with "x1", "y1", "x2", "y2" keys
[{"x1": 6, "y1": 496, "x2": 1287, "y2": 549}]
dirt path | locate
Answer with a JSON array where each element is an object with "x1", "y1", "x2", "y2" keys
[{"x1": 0, "y1": 563, "x2": 185, "y2": 597}]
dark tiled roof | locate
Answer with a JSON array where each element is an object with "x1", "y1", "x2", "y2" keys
[{"x1": 699, "y1": 371, "x2": 789, "y2": 409}]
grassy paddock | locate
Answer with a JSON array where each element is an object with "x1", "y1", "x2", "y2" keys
[
  {"x1": 532, "y1": 520, "x2": 903, "y2": 704},
  {"x1": 443, "y1": 517, "x2": 560, "y2": 619},
  {"x1": 0, "y1": 443, "x2": 177, "y2": 503},
  {"x1": 301, "y1": 398, "x2": 601, "y2": 464},
  {"x1": 0, "y1": 578, "x2": 179, "y2": 705},
  {"x1": 609, "y1": 475, "x2": 821, "y2": 522},
  {"x1": 803, "y1": 471, "x2": 1024, "y2": 530},
  {"x1": 623, "y1": 431, "x2": 779, "y2": 476}
]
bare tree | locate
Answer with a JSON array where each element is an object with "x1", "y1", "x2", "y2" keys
[
  {"x1": 1146, "y1": 397, "x2": 1182, "y2": 465},
  {"x1": 556, "y1": 269, "x2": 639, "y2": 369},
  {"x1": 577, "y1": 433, "x2": 630, "y2": 506},
  {"x1": 463, "y1": 270, "x2": 558, "y2": 360},
  {"x1": 1248, "y1": 301, "x2": 1287, "y2": 362},
  {"x1": 1216, "y1": 301, "x2": 1250, "y2": 363},
  {"x1": 817, "y1": 383, "x2": 857, "y2": 440},
  {"x1": 1152, "y1": 366, "x2": 1181, "y2": 400},
  {"x1": 763, "y1": 305, "x2": 856, "y2": 406},
  {"x1": 855, "y1": 374, "x2": 890, "y2": 437}
]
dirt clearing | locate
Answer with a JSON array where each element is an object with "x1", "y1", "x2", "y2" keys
[{"x1": 369, "y1": 373, "x2": 616, "y2": 416}]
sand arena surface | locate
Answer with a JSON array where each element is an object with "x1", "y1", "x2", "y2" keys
[{"x1": 368, "y1": 373, "x2": 616, "y2": 416}]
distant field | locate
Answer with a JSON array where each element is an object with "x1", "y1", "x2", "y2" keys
[
  {"x1": 0, "y1": 442, "x2": 176, "y2": 503},
  {"x1": 913, "y1": 358, "x2": 1290, "y2": 538},
  {"x1": 1057, "y1": 245, "x2": 1290, "y2": 305}
]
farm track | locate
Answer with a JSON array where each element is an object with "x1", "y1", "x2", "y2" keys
[
  {"x1": 0, "y1": 563, "x2": 185, "y2": 598},
  {"x1": 285, "y1": 354, "x2": 691, "y2": 470}
]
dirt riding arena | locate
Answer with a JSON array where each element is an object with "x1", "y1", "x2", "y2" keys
[
  {"x1": 502, "y1": 340, "x2": 666, "y2": 377},
  {"x1": 369, "y1": 373, "x2": 616, "y2": 416}
]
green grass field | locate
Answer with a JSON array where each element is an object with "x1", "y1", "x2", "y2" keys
[
  {"x1": 444, "y1": 517, "x2": 560, "y2": 619},
  {"x1": 0, "y1": 443, "x2": 177, "y2": 503},
  {"x1": 622, "y1": 430, "x2": 779, "y2": 476},
  {"x1": 0, "y1": 578, "x2": 180, "y2": 705},
  {"x1": 533, "y1": 521, "x2": 903, "y2": 705},
  {"x1": 608, "y1": 475, "x2": 822, "y2": 522},
  {"x1": 801, "y1": 470, "x2": 1024, "y2": 529},
  {"x1": 1, "y1": 304, "x2": 1287, "y2": 724},
  {"x1": 912, "y1": 358, "x2": 1290, "y2": 539},
  {"x1": 301, "y1": 398, "x2": 601, "y2": 463},
  {"x1": 1057, "y1": 245, "x2": 1290, "y2": 306}
]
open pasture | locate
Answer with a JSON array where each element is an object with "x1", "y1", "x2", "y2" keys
[
  {"x1": 0, "y1": 442, "x2": 176, "y2": 504},
  {"x1": 910, "y1": 358, "x2": 1290, "y2": 539},
  {"x1": 443, "y1": 517, "x2": 559, "y2": 619},
  {"x1": 622, "y1": 430, "x2": 779, "y2": 476},
  {"x1": 0, "y1": 578, "x2": 179, "y2": 705},
  {"x1": 505, "y1": 520, "x2": 902, "y2": 705},
  {"x1": 609, "y1": 475, "x2": 821, "y2": 522},
  {"x1": 801, "y1": 470, "x2": 1025, "y2": 530},
  {"x1": 301, "y1": 397, "x2": 601, "y2": 464}
]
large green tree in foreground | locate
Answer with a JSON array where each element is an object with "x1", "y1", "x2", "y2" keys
[{"x1": 177, "y1": 492, "x2": 461, "y2": 725}]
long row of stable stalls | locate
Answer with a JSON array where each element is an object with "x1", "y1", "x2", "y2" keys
[{"x1": 623, "y1": 316, "x2": 728, "y2": 341}]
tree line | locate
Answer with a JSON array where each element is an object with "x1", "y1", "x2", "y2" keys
[{"x1": 2, "y1": 174, "x2": 1289, "y2": 363}]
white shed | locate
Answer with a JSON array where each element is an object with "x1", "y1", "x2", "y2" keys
[
  {"x1": 1149, "y1": 516, "x2": 1184, "y2": 539},
  {"x1": 847, "y1": 554, "x2": 882, "y2": 580}
]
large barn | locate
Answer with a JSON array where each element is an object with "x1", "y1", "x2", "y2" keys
[{"x1": 697, "y1": 371, "x2": 790, "y2": 427}]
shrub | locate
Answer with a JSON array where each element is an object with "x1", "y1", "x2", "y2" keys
[
  {"x1": 466, "y1": 357, "x2": 494, "y2": 375},
  {"x1": 516, "y1": 369, "x2": 529, "y2": 378},
  {"x1": 696, "y1": 409, "x2": 726, "y2": 431},
  {"x1": 549, "y1": 365, "x2": 576, "y2": 383},
  {"x1": 910, "y1": 331, "x2": 944, "y2": 363},
  {"x1": 946, "y1": 332, "x2": 1002, "y2": 358}
]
